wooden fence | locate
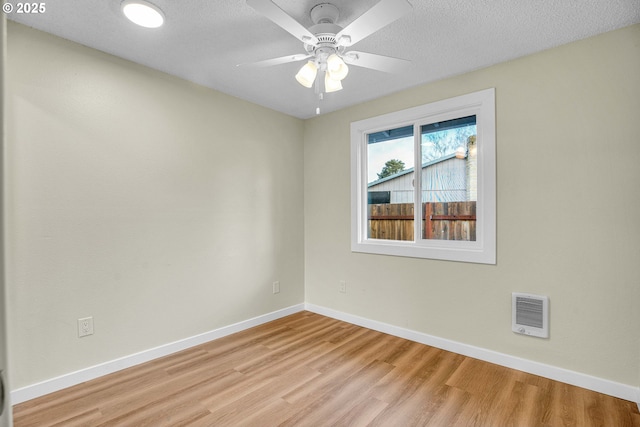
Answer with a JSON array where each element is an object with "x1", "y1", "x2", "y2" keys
[{"x1": 368, "y1": 201, "x2": 476, "y2": 241}]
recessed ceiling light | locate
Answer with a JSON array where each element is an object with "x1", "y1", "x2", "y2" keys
[{"x1": 122, "y1": 0, "x2": 165, "y2": 28}]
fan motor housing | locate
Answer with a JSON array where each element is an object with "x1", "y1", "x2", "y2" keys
[
  {"x1": 308, "y1": 3, "x2": 342, "y2": 49},
  {"x1": 309, "y1": 23, "x2": 341, "y2": 42}
]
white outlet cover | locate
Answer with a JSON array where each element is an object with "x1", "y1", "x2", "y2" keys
[
  {"x1": 78, "y1": 317, "x2": 94, "y2": 337},
  {"x1": 339, "y1": 281, "x2": 346, "y2": 293}
]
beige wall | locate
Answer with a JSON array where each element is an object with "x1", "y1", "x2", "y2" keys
[
  {"x1": 304, "y1": 24, "x2": 640, "y2": 387},
  {"x1": 1, "y1": 13, "x2": 14, "y2": 426},
  {"x1": 6, "y1": 22, "x2": 305, "y2": 389}
]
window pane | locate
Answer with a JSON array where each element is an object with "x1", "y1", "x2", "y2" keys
[
  {"x1": 367, "y1": 126, "x2": 414, "y2": 241},
  {"x1": 421, "y1": 116, "x2": 477, "y2": 241}
]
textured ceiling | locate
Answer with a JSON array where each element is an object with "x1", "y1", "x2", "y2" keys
[{"x1": 8, "y1": 0, "x2": 640, "y2": 118}]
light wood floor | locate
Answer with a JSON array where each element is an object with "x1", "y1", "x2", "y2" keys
[{"x1": 13, "y1": 311, "x2": 640, "y2": 426}]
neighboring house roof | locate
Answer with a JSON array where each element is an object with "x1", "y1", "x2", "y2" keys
[{"x1": 368, "y1": 153, "x2": 458, "y2": 187}]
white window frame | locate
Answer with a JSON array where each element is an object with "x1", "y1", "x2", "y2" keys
[{"x1": 350, "y1": 88, "x2": 496, "y2": 264}]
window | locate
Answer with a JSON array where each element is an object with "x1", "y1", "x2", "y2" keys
[{"x1": 350, "y1": 89, "x2": 496, "y2": 264}]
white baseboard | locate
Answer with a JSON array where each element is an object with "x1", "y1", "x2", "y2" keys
[
  {"x1": 11, "y1": 304, "x2": 305, "y2": 405},
  {"x1": 12, "y1": 302, "x2": 639, "y2": 409},
  {"x1": 305, "y1": 303, "x2": 640, "y2": 405}
]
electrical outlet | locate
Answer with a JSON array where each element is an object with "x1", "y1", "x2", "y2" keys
[
  {"x1": 272, "y1": 281, "x2": 280, "y2": 294},
  {"x1": 78, "y1": 317, "x2": 94, "y2": 338},
  {"x1": 339, "y1": 280, "x2": 346, "y2": 293}
]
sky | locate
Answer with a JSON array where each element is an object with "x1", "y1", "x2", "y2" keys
[{"x1": 367, "y1": 137, "x2": 414, "y2": 183}]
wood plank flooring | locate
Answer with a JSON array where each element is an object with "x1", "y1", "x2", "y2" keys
[{"x1": 13, "y1": 311, "x2": 640, "y2": 426}]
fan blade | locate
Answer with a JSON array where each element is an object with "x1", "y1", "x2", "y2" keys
[
  {"x1": 336, "y1": 0, "x2": 412, "y2": 47},
  {"x1": 342, "y1": 51, "x2": 411, "y2": 74},
  {"x1": 238, "y1": 54, "x2": 311, "y2": 68},
  {"x1": 247, "y1": 0, "x2": 318, "y2": 46}
]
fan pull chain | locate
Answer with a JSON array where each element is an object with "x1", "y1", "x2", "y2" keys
[{"x1": 316, "y1": 92, "x2": 324, "y2": 115}]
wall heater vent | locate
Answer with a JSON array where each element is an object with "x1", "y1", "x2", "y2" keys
[{"x1": 512, "y1": 293, "x2": 549, "y2": 338}]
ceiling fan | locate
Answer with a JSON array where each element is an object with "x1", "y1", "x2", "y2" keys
[{"x1": 242, "y1": 0, "x2": 413, "y2": 95}]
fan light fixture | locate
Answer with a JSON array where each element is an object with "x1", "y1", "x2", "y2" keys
[
  {"x1": 122, "y1": 0, "x2": 165, "y2": 28},
  {"x1": 326, "y1": 54, "x2": 349, "y2": 81},
  {"x1": 324, "y1": 72, "x2": 343, "y2": 93},
  {"x1": 295, "y1": 61, "x2": 318, "y2": 88},
  {"x1": 295, "y1": 55, "x2": 349, "y2": 92}
]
